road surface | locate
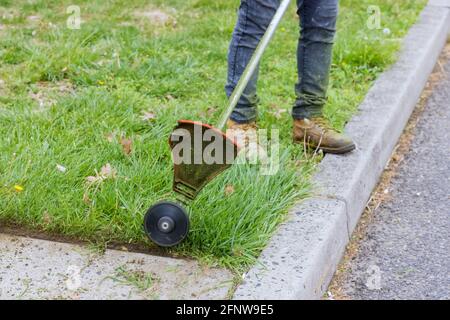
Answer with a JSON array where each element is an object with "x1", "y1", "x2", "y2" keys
[{"x1": 331, "y1": 52, "x2": 450, "y2": 300}]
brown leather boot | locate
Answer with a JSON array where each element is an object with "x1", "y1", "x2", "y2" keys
[
  {"x1": 226, "y1": 119, "x2": 266, "y2": 161},
  {"x1": 226, "y1": 119, "x2": 258, "y2": 147},
  {"x1": 293, "y1": 117, "x2": 355, "y2": 154}
]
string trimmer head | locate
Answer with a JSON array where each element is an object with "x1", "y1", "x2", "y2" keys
[
  {"x1": 143, "y1": 120, "x2": 239, "y2": 247},
  {"x1": 143, "y1": 0, "x2": 292, "y2": 247}
]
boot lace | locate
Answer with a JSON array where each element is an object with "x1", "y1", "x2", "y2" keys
[{"x1": 311, "y1": 117, "x2": 334, "y2": 133}]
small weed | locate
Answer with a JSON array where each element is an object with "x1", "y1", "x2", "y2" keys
[{"x1": 109, "y1": 265, "x2": 159, "y2": 296}]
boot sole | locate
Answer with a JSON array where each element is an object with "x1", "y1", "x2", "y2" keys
[
  {"x1": 319, "y1": 143, "x2": 356, "y2": 154},
  {"x1": 296, "y1": 141, "x2": 356, "y2": 154}
]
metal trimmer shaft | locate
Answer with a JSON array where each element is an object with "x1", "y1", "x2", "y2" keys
[{"x1": 217, "y1": 0, "x2": 292, "y2": 131}]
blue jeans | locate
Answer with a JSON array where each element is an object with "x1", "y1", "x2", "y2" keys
[{"x1": 226, "y1": 0, "x2": 338, "y2": 122}]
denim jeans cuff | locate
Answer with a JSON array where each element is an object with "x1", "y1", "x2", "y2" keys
[
  {"x1": 229, "y1": 113, "x2": 257, "y2": 123},
  {"x1": 291, "y1": 107, "x2": 323, "y2": 120}
]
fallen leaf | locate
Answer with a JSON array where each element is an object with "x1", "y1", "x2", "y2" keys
[
  {"x1": 100, "y1": 163, "x2": 117, "y2": 179},
  {"x1": 105, "y1": 133, "x2": 115, "y2": 142},
  {"x1": 165, "y1": 94, "x2": 175, "y2": 101},
  {"x1": 86, "y1": 175, "x2": 102, "y2": 184},
  {"x1": 141, "y1": 111, "x2": 156, "y2": 121},
  {"x1": 27, "y1": 15, "x2": 40, "y2": 21},
  {"x1": 120, "y1": 137, "x2": 133, "y2": 155},
  {"x1": 42, "y1": 211, "x2": 52, "y2": 225},
  {"x1": 14, "y1": 185, "x2": 24, "y2": 192},
  {"x1": 83, "y1": 193, "x2": 91, "y2": 204},
  {"x1": 86, "y1": 164, "x2": 117, "y2": 185},
  {"x1": 269, "y1": 108, "x2": 287, "y2": 119},
  {"x1": 207, "y1": 106, "x2": 218, "y2": 117},
  {"x1": 56, "y1": 164, "x2": 67, "y2": 173},
  {"x1": 224, "y1": 184, "x2": 235, "y2": 196},
  {"x1": 269, "y1": 103, "x2": 282, "y2": 110}
]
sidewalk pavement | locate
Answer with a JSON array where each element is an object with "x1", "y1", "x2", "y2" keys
[{"x1": 0, "y1": 233, "x2": 233, "y2": 299}]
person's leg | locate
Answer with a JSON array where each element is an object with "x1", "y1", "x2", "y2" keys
[
  {"x1": 293, "y1": 0, "x2": 338, "y2": 119},
  {"x1": 226, "y1": 0, "x2": 280, "y2": 124},
  {"x1": 292, "y1": 0, "x2": 355, "y2": 154}
]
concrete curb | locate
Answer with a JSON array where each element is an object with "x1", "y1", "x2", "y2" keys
[{"x1": 234, "y1": 2, "x2": 450, "y2": 300}]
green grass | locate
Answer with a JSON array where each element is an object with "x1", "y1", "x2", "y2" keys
[{"x1": 0, "y1": 0, "x2": 425, "y2": 271}]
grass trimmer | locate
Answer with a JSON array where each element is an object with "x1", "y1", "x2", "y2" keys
[{"x1": 143, "y1": 0, "x2": 292, "y2": 247}]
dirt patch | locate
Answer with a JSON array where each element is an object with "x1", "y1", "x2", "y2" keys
[
  {"x1": 29, "y1": 80, "x2": 75, "y2": 111},
  {"x1": 133, "y1": 8, "x2": 177, "y2": 27},
  {"x1": 0, "y1": 7, "x2": 18, "y2": 20},
  {"x1": 326, "y1": 44, "x2": 450, "y2": 300}
]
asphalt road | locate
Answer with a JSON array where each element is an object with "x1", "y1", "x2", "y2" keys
[{"x1": 336, "y1": 57, "x2": 450, "y2": 300}]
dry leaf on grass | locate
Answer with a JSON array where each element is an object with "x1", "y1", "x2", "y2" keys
[
  {"x1": 86, "y1": 163, "x2": 117, "y2": 184},
  {"x1": 42, "y1": 210, "x2": 52, "y2": 225},
  {"x1": 105, "y1": 133, "x2": 115, "y2": 142},
  {"x1": 119, "y1": 137, "x2": 133, "y2": 155},
  {"x1": 27, "y1": 15, "x2": 40, "y2": 22},
  {"x1": 141, "y1": 111, "x2": 156, "y2": 121},
  {"x1": 268, "y1": 104, "x2": 288, "y2": 119},
  {"x1": 224, "y1": 184, "x2": 235, "y2": 196},
  {"x1": 207, "y1": 106, "x2": 218, "y2": 117},
  {"x1": 83, "y1": 193, "x2": 91, "y2": 204},
  {"x1": 56, "y1": 164, "x2": 67, "y2": 173},
  {"x1": 100, "y1": 163, "x2": 117, "y2": 178},
  {"x1": 86, "y1": 175, "x2": 102, "y2": 184},
  {"x1": 269, "y1": 108, "x2": 287, "y2": 119}
]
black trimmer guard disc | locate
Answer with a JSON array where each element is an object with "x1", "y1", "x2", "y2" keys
[
  {"x1": 169, "y1": 120, "x2": 240, "y2": 200},
  {"x1": 144, "y1": 201, "x2": 189, "y2": 247},
  {"x1": 144, "y1": 121, "x2": 239, "y2": 248}
]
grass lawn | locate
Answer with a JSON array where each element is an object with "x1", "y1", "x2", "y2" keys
[{"x1": 0, "y1": 0, "x2": 425, "y2": 271}]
